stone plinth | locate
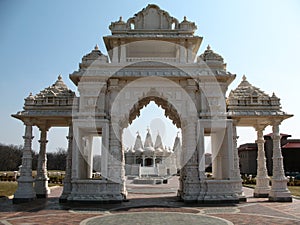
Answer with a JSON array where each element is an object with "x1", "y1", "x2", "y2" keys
[
  {"x1": 201, "y1": 180, "x2": 240, "y2": 204},
  {"x1": 67, "y1": 179, "x2": 123, "y2": 203}
]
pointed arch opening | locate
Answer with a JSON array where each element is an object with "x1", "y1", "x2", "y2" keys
[{"x1": 123, "y1": 98, "x2": 182, "y2": 198}]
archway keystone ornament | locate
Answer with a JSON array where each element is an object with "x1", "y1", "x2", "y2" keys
[{"x1": 12, "y1": 4, "x2": 292, "y2": 204}]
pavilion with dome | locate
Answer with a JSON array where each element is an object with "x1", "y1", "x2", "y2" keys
[
  {"x1": 125, "y1": 129, "x2": 180, "y2": 177},
  {"x1": 12, "y1": 4, "x2": 293, "y2": 204}
]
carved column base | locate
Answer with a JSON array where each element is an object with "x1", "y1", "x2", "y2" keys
[
  {"x1": 179, "y1": 180, "x2": 201, "y2": 202},
  {"x1": 59, "y1": 178, "x2": 72, "y2": 203},
  {"x1": 178, "y1": 164, "x2": 201, "y2": 202},
  {"x1": 35, "y1": 177, "x2": 50, "y2": 198},
  {"x1": 200, "y1": 180, "x2": 240, "y2": 204},
  {"x1": 233, "y1": 179, "x2": 246, "y2": 201},
  {"x1": 13, "y1": 176, "x2": 36, "y2": 203},
  {"x1": 254, "y1": 177, "x2": 270, "y2": 197},
  {"x1": 269, "y1": 178, "x2": 292, "y2": 202}
]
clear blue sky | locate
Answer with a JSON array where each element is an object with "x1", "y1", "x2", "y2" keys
[{"x1": 0, "y1": 0, "x2": 299, "y2": 152}]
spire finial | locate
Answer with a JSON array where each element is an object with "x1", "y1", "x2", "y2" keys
[
  {"x1": 147, "y1": 126, "x2": 150, "y2": 133},
  {"x1": 94, "y1": 44, "x2": 99, "y2": 50},
  {"x1": 136, "y1": 131, "x2": 140, "y2": 136},
  {"x1": 242, "y1": 75, "x2": 247, "y2": 81},
  {"x1": 183, "y1": 16, "x2": 187, "y2": 21},
  {"x1": 119, "y1": 16, "x2": 123, "y2": 22},
  {"x1": 58, "y1": 74, "x2": 62, "y2": 80},
  {"x1": 207, "y1": 45, "x2": 211, "y2": 50}
]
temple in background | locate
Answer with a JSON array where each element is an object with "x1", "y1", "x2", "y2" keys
[{"x1": 125, "y1": 129, "x2": 180, "y2": 177}]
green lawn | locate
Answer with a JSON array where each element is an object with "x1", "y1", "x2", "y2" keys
[
  {"x1": 0, "y1": 182, "x2": 17, "y2": 197},
  {"x1": 0, "y1": 182, "x2": 61, "y2": 197},
  {"x1": 288, "y1": 186, "x2": 300, "y2": 197}
]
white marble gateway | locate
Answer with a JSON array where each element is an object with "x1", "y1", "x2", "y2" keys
[{"x1": 12, "y1": 4, "x2": 292, "y2": 204}]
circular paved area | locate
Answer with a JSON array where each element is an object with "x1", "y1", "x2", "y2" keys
[
  {"x1": 0, "y1": 177, "x2": 300, "y2": 225},
  {"x1": 81, "y1": 212, "x2": 232, "y2": 225}
]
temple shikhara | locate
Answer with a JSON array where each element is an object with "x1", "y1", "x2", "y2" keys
[{"x1": 12, "y1": 4, "x2": 293, "y2": 203}]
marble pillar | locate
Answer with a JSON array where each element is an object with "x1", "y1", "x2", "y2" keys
[
  {"x1": 107, "y1": 121, "x2": 125, "y2": 199},
  {"x1": 269, "y1": 121, "x2": 292, "y2": 202},
  {"x1": 35, "y1": 126, "x2": 50, "y2": 198},
  {"x1": 120, "y1": 128, "x2": 127, "y2": 198},
  {"x1": 86, "y1": 136, "x2": 93, "y2": 178},
  {"x1": 60, "y1": 125, "x2": 73, "y2": 202},
  {"x1": 179, "y1": 119, "x2": 200, "y2": 202},
  {"x1": 142, "y1": 155, "x2": 145, "y2": 167},
  {"x1": 197, "y1": 122, "x2": 205, "y2": 179},
  {"x1": 13, "y1": 124, "x2": 36, "y2": 203},
  {"x1": 101, "y1": 122, "x2": 109, "y2": 179},
  {"x1": 232, "y1": 123, "x2": 245, "y2": 201},
  {"x1": 254, "y1": 125, "x2": 270, "y2": 197}
]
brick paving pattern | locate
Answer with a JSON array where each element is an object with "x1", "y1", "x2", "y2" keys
[{"x1": 0, "y1": 177, "x2": 299, "y2": 225}]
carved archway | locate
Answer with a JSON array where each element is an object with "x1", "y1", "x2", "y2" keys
[{"x1": 128, "y1": 95, "x2": 181, "y2": 129}]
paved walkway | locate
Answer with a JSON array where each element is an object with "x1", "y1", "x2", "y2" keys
[{"x1": 0, "y1": 177, "x2": 300, "y2": 225}]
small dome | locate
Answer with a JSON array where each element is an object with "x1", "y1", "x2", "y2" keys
[
  {"x1": 53, "y1": 75, "x2": 67, "y2": 89},
  {"x1": 26, "y1": 92, "x2": 35, "y2": 100},
  {"x1": 79, "y1": 45, "x2": 108, "y2": 69},
  {"x1": 200, "y1": 45, "x2": 224, "y2": 62}
]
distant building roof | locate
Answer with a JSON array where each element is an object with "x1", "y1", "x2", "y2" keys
[
  {"x1": 238, "y1": 143, "x2": 257, "y2": 152},
  {"x1": 282, "y1": 141, "x2": 300, "y2": 149},
  {"x1": 264, "y1": 133, "x2": 291, "y2": 138}
]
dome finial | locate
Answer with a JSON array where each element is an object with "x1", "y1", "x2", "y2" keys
[
  {"x1": 58, "y1": 74, "x2": 62, "y2": 80},
  {"x1": 207, "y1": 45, "x2": 211, "y2": 50},
  {"x1": 119, "y1": 16, "x2": 123, "y2": 22},
  {"x1": 94, "y1": 44, "x2": 99, "y2": 50},
  {"x1": 183, "y1": 16, "x2": 187, "y2": 21},
  {"x1": 242, "y1": 75, "x2": 247, "y2": 81}
]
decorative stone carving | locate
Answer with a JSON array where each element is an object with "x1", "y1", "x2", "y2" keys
[
  {"x1": 35, "y1": 125, "x2": 50, "y2": 198},
  {"x1": 13, "y1": 124, "x2": 36, "y2": 203},
  {"x1": 12, "y1": 4, "x2": 292, "y2": 204},
  {"x1": 253, "y1": 125, "x2": 270, "y2": 197},
  {"x1": 269, "y1": 121, "x2": 292, "y2": 202},
  {"x1": 122, "y1": 4, "x2": 178, "y2": 31},
  {"x1": 80, "y1": 45, "x2": 109, "y2": 69},
  {"x1": 227, "y1": 75, "x2": 282, "y2": 111},
  {"x1": 59, "y1": 125, "x2": 73, "y2": 202}
]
